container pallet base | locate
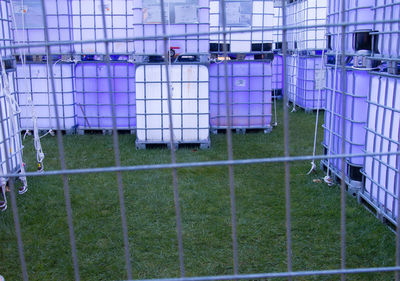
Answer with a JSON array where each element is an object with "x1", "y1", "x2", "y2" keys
[
  {"x1": 272, "y1": 89, "x2": 283, "y2": 100},
  {"x1": 135, "y1": 140, "x2": 210, "y2": 150},
  {"x1": 211, "y1": 127, "x2": 272, "y2": 135},
  {"x1": 320, "y1": 160, "x2": 361, "y2": 197},
  {"x1": 76, "y1": 129, "x2": 136, "y2": 135},
  {"x1": 21, "y1": 128, "x2": 76, "y2": 136},
  {"x1": 358, "y1": 193, "x2": 397, "y2": 232}
]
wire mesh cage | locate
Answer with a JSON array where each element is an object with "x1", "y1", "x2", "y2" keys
[{"x1": 0, "y1": 0, "x2": 400, "y2": 280}]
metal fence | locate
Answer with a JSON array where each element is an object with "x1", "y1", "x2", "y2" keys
[{"x1": 0, "y1": 0, "x2": 400, "y2": 280}]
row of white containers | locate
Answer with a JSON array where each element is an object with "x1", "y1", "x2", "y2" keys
[
  {"x1": 8, "y1": 0, "x2": 277, "y2": 55},
  {"x1": 15, "y1": 59, "x2": 274, "y2": 132}
]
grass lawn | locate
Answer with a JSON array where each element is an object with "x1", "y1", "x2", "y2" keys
[{"x1": 0, "y1": 101, "x2": 396, "y2": 281}]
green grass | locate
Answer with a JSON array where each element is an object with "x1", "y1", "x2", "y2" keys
[{"x1": 0, "y1": 101, "x2": 396, "y2": 281}]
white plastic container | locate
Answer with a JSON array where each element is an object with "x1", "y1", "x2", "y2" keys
[
  {"x1": 135, "y1": 64, "x2": 209, "y2": 147},
  {"x1": 210, "y1": 0, "x2": 273, "y2": 53},
  {"x1": 286, "y1": 54, "x2": 298, "y2": 104},
  {"x1": 16, "y1": 63, "x2": 76, "y2": 130},
  {"x1": 362, "y1": 74, "x2": 400, "y2": 224},
  {"x1": 11, "y1": 0, "x2": 73, "y2": 55},
  {"x1": 327, "y1": 0, "x2": 375, "y2": 55},
  {"x1": 322, "y1": 67, "x2": 370, "y2": 191},
  {"x1": 132, "y1": 0, "x2": 209, "y2": 55},
  {"x1": 71, "y1": 0, "x2": 135, "y2": 54},
  {"x1": 273, "y1": 3, "x2": 282, "y2": 47},
  {"x1": 296, "y1": 0, "x2": 327, "y2": 51},
  {"x1": 373, "y1": 0, "x2": 400, "y2": 59},
  {"x1": 0, "y1": 0, "x2": 13, "y2": 58}
]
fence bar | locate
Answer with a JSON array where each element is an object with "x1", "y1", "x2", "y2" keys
[
  {"x1": 99, "y1": 0, "x2": 133, "y2": 278},
  {"x1": 125, "y1": 266, "x2": 400, "y2": 281},
  {"x1": 1, "y1": 151, "x2": 400, "y2": 179},
  {"x1": 219, "y1": 0, "x2": 239, "y2": 274},
  {"x1": 339, "y1": 0, "x2": 347, "y2": 280},
  {"x1": 159, "y1": 0, "x2": 185, "y2": 276},
  {"x1": 281, "y1": 0, "x2": 292, "y2": 277},
  {"x1": 38, "y1": 0, "x2": 80, "y2": 280}
]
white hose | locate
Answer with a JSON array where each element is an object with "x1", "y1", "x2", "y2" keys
[
  {"x1": 10, "y1": 0, "x2": 46, "y2": 173},
  {"x1": 307, "y1": 50, "x2": 326, "y2": 175},
  {"x1": 324, "y1": 1, "x2": 342, "y2": 186}
]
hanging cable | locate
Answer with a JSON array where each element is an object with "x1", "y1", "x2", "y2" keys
[
  {"x1": 0, "y1": 178, "x2": 7, "y2": 211},
  {"x1": 307, "y1": 48, "x2": 326, "y2": 175},
  {"x1": 10, "y1": 0, "x2": 46, "y2": 172},
  {"x1": 0, "y1": 55, "x2": 28, "y2": 195}
]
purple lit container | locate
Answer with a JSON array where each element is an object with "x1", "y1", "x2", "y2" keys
[
  {"x1": 209, "y1": 60, "x2": 272, "y2": 131},
  {"x1": 132, "y1": 0, "x2": 209, "y2": 55},
  {"x1": 75, "y1": 62, "x2": 136, "y2": 130},
  {"x1": 0, "y1": 0, "x2": 13, "y2": 58},
  {"x1": 11, "y1": 0, "x2": 73, "y2": 55},
  {"x1": 362, "y1": 74, "x2": 400, "y2": 224},
  {"x1": 327, "y1": 0, "x2": 375, "y2": 55},
  {"x1": 322, "y1": 67, "x2": 370, "y2": 181},
  {"x1": 295, "y1": 56, "x2": 326, "y2": 110},
  {"x1": 373, "y1": 0, "x2": 400, "y2": 59}
]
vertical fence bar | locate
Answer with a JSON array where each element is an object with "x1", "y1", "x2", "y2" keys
[
  {"x1": 38, "y1": 0, "x2": 80, "y2": 280},
  {"x1": 340, "y1": 0, "x2": 347, "y2": 280},
  {"x1": 99, "y1": 0, "x2": 132, "y2": 278},
  {"x1": 159, "y1": 0, "x2": 185, "y2": 276},
  {"x1": 219, "y1": 0, "x2": 239, "y2": 274},
  {"x1": 281, "y1": 0, "x2": 292, "y2": 278}
]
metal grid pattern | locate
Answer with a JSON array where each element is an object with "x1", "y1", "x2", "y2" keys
[
  {"x1": 71, "y1": 0, "x2": 135, "y2": 55},
  {"x1": 209, "y1": 59, "x2": 273, "y2": 132},
  {"x1": 210, "y1": 0, "x2": 274, "y2": 53},
  {"x1": 0, "y1": 0, "x2": 399, "y2": 281},
  {"x1": 135, "y1": 62, "x2": 209, "y2": 148},
  {"x1": 11, "y1": 0, "x2": 74, "y2": 55},
  {"x1": 0, "y1": 69, "x2": 24, "y2": 176},
  {"x1": 292, "y1": 0, "x2": 327, "y2": 52},
  {"x1": 372, "y1": 0, "x2": 400, "y2": 60},
  {"x1": 132, "y1": 0, "x2": 210, "y2": 55},
  {"x1": 361, "y1": 72, "x2": 400, "y2": 226},
  {"x1": 0, "y1": 0, "x2": 13, "y2": 58},
  {"x1": 286, "y1": 53, "x2": 325, "y2": 110},
  {"x1": 15, "y1": 61, "x2": 76, "y2": 131},
  {"x1": 75, "y1": 61, "x2": 136, "y2": 131},
  {"x1": 322, "y1": 66, "x2": 369, "y2": 192}
]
